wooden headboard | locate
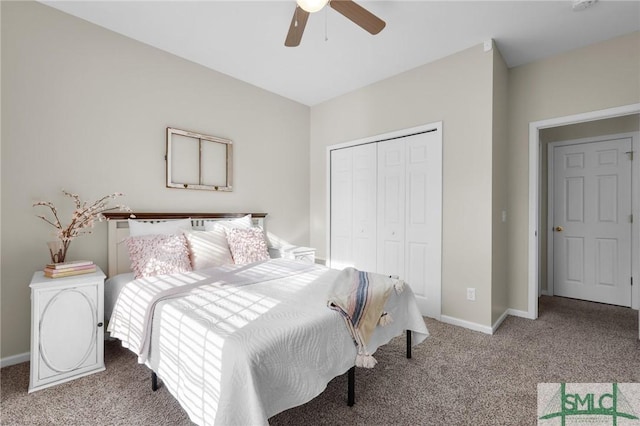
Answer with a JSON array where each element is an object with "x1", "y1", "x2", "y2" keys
[{"x1": 102, "y1": 212, "x2": 267, "y2": 278}]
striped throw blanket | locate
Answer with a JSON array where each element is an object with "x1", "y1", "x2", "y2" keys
[{"x1": 327, "y1": 267, "x2": 405, "y2": 368}]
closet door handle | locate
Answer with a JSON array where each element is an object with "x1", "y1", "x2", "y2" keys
[{"x1": 555, "y1": 226, "x2": 564, "y2": 232}]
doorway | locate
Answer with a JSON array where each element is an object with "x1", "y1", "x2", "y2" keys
[{"x1": 527, "y1": 104, "x2": 640, "y2": 319}]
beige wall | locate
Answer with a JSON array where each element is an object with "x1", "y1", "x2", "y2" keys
[
  {"x1": 541, "y1": 115, "x2": 640, "y2": 144},
  {"x1": 491, "y1": 48, "x2": 509, "y2": 325},
  {"x1": 507, "y1": 32, "x2": 640, "y2": 311},
  {"x1": 310, "y1": 44, "x2": 496, "y2": 326},
  {"x1": 1, "y1": 2, "x2": 310, "y2": 358}
]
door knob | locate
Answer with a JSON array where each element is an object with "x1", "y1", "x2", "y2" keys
[{"x1": 555, "y1": 226, "x2": 564, "y2": 232}]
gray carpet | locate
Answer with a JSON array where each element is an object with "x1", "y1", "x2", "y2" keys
[{"x1": 2, "y1": 296, "x2": 638, "y2": 425}]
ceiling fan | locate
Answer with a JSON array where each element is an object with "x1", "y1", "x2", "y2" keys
[{"x1": 285, "y1": 0, "x2": 386, "y2": 47}]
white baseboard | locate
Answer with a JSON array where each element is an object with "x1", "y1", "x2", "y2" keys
[
  {"x1": 441, "y1": 308, "x2": 536, "y2": 336},
  {"x1": 491, "y1": 310, "x2": 509, "y2": 334},
  {"x1": 541, "y1": 290, "x2": 550, "y2": 296},
  {"x1": 1, "y1": 352, "x2": 29, "y2": 368},
  {"x1": 440, "y1": 315, "x2": 493, "y2": 335},
  {"x1": 507, "y1": 308, "x2": 535, "y2": 319}
]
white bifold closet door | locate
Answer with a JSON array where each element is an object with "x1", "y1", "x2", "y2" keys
[
  {"x1": 377, "y1": 133, "x2": 441, "y2": 317},
  {"x1": 329, "y1": 128, "x2": 442, "y2": 319},
  {"x1": 330, "y1": 143, "x2": 377, "y2": 272}
]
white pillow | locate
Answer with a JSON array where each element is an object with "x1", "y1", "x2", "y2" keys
[
  {"x1": 128, "y1": 218, "x2": 193, "y2": 236},
  {"x1": 184, "y1": 229, "x2": 234, "y2": 270},
  {"x1": 203, "y1": 215, "x2": 252, "y2": 232}
]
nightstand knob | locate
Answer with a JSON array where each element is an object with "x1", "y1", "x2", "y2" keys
[{"x1": 97, "y1": 322, "x2": 103, "y2": 328}]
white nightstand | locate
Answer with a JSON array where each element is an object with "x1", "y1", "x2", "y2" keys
[
  {"x1": 29, "y1": 267, "x2": 106, "y2": 393},
  {"x1": 269, "y1": 245, "x2": 316, "y2": 264}
]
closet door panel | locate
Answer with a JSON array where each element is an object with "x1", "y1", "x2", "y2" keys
[
  {"x1": 377, "y1": 140, "x2": 405, "y2": 278},
  {"x1": 351, "y1": 144, "x2": 377, "y2": 272},
  {"x1": 405, "y1": 131, "x2": 442, "y2": 318},
  {"x1": 405, "y1": 135, "x2": 430, "y2": 299},
  {"x1": 407, "y1": 242, "x2": 429, "y2": 296},
  {"x1": 330, "y1": 149, "x2": 353, "y2": 269}
]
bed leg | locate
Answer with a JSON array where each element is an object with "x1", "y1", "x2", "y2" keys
[
  {"x1": 406, "y1": 330, "x2": 412, "y2": 359},
  {"x1": 347, "y1": 366, "x2": 355, "y2": 407},
  {"x1": 151, "y1": 372, "x2": 158, "y2": 391}
]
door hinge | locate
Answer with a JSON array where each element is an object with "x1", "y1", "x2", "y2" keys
[
  {"x1": 631, "y1": 277, "x2": 633, "y2": 287},
  {"x1": 631, "y1": 214, "x2": 634, "y2": 224},
  {"x1": 625, "y1": 151, "x2": 634, "y2": 160}
]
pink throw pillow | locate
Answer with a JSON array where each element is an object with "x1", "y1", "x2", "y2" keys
[
  {"x1": 226, "y1": 228, "x2": 270, "y2": 265},
  {"x1": 126, "y1": 234, "x2": 192, "y2": 279}
]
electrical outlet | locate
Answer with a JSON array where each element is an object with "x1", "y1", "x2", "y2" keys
[{"x1": 466, "y1": 288, "x2": 476, "y2": 301}]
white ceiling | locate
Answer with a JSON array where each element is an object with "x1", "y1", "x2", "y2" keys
[{"x1": 42, "y1": 1, "x2": 640, "y2": 106}]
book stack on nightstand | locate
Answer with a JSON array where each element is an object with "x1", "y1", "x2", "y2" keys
[{"x1": 43, "y1": 260, "x2": 96, "y2": 278}]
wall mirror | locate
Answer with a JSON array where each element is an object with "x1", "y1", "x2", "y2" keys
[{"x1": 166, "y1": 127, "x2": 233, "y2": 191}]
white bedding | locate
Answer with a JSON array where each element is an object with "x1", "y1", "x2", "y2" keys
[
  {"x1": 104, "y1": 272, "x2": 135, "y2": 323},
  {"x1": 108, "y1": 259, "x2": 429, "y2": 426}
]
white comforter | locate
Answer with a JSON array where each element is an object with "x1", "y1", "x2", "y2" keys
[{"x1": 108, "y1": 259, "x2": 429, "y2": 426}]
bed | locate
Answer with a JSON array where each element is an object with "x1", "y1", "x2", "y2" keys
[{"x1": 102, "y1": 213, "x2": 429, "y2": 426}]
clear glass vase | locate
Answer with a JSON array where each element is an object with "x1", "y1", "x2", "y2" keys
[{"x1": 47, "y1": 240, "x2": 69, "y2": 264}]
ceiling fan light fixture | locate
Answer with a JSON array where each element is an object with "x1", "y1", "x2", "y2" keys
[
  {"x1": 296, "y1": 0, "x2": 329, "y2": 13},
  {"x1": 572, "y1": 0, "x2": 598, "y2": 11}
]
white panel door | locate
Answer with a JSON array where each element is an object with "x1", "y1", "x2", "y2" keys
[
  {"x1": 376, "y1": 131, "x2": 442, "y2": 319},
  {"x1": 351, "y1": 143, "x2": 378, "y2": 272},
  {"x1": 330, "y1": 148, "x2": 353, "y2": 269},
  {"x1": 553, "y1": 138, "x2": 632, "y2": 306},
  {"x1": 377, "y1": 139, "x2": 405, "y2": 278},
  {"x1": 404, "y1": 132, "x2": 442, "y2": 318},
  {"x1": 330, "y1": 144, "x2": 377, "y2": 271}
]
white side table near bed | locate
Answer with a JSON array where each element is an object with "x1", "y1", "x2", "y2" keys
[
  {"x1": 268, "y1": 245, "x2": 316, "y2": 264},
  {"x1": 28, "y1": 267, "x2": 106, "y2": 393}
]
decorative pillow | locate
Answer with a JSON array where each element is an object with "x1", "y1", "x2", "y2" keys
[
  {"x1": 128, "y1": 218, "x2": 192, "y2": 237},
  {"x1": 184, "y1": 229, "x2": 234, "y2": 270},
  {"x1": 126, "y1": 234, "x2": 192, "y2": 278},
  {"x1": 203, "y1": 215, "x2": 252, "y2": 232},
  {"x1": 226, "y1": 227, "x2": 270, "y2": 265}
]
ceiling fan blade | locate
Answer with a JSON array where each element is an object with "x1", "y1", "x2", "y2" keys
[
  {"x1": 330, "y1": 0, "x2": 386, "y2": 35},
  {"x1": 285, "y1": 6, "x2": 310, "y2": 47}
]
